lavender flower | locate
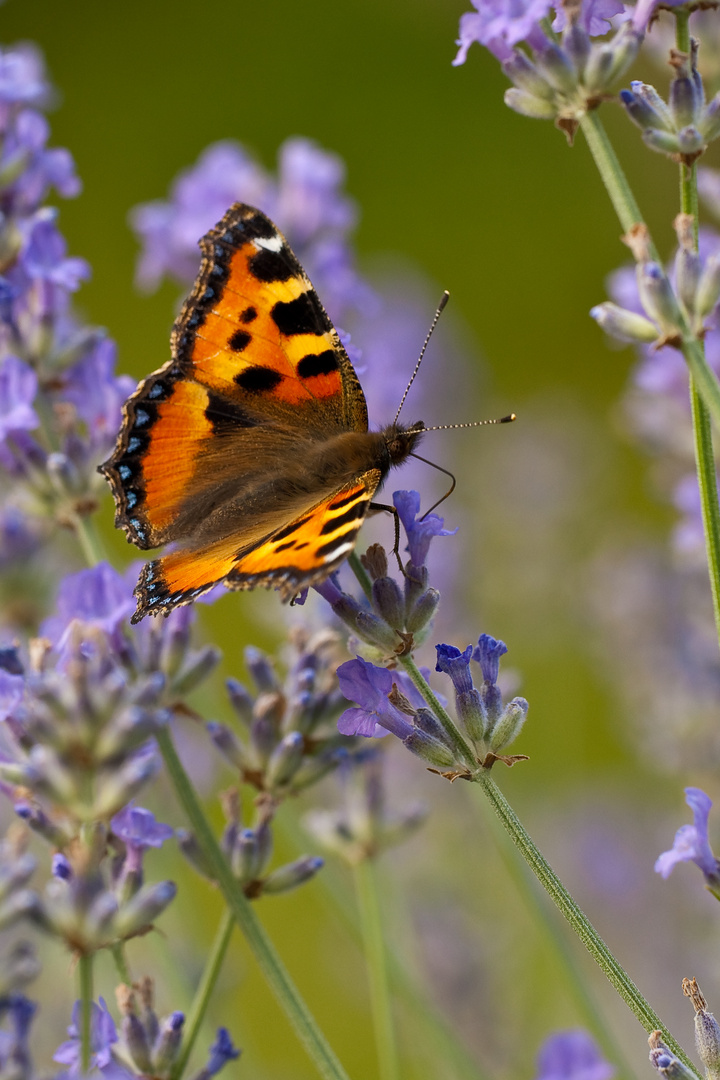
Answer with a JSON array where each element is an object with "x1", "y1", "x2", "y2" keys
[
  {"x1": 54, "y1": 998, "x2": 133, "y2": 1079},
  {"x1": 195, "y1": 1028, "x2": 241, "y2": 1080},
  {"x1": 0, "y1": 993, "x2": 36, "y2": 1080},
  {"x1": 130, "y1": 135, "x2": 370, "y2": 325},
  {"x1": 655, "y1": 787, "x2": 720, "y2": 895},
  {"x1": 534, "y1": 1030, "x2": 614, "y2": 1080}
]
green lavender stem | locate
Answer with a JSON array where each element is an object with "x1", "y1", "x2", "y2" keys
[
  {"x1": 170, "y1": 910, "x2": 235, "y2": 1080},
  {"x1": 353, "y1": 859, "x2": 399, "y2": 1080},
  {"x1": 579, "y1": 110, "x2": 720, "y2": 432},
  {"x1": 674, "y1": 21, "x2": 720, "y2": 656},
  {"x1": 156, "y1": 727, "x2": 353, "y2": 1080},
  {"x1": 78, "y1": 952, "x2": 94, "y2": 1075}
]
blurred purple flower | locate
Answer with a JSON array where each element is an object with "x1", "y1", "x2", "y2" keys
[
  {"x1": 41, "y1": 562, "x2": 135, "y2": 652},
  {"x1": 631, "y1": 0, "x2": 685, "y2": 32},
  {"x1": 196, "y1": 1028, "x2": 241, "y2": 1080},
  {"x1": 655, "y1": 787, "x2": 720, "y2": 886},
  {"x1": 452, "y1": 0, "x2": 552, "y2": 65},
  {"x1": 0, "y1": 355, "x2": 38, "y2": 470},
  {"x1": 61, "y1": 336, "x2": 134, "y2": 452},
  {"x1": 19, "y1": 209, "x2": 90, "y2": 291},
  {"x1": 0, "y1": 994, "x2": 36, "y2": 1077},
  {"x1": 130, "y1": 135, "x2": 370, "y2": 324},
  {"x1": 54, "y1": 998, "x2": 132, "y2": 1079},
  {"x1": 0, "y1": 46, "x2": 48, "y2": 110},
  {"x1": 534, "y1": 1030, "x2": 615, "y2": 1080},
  {"x1": 393, "y1": 489, "x2": 456, "y2": 569},
  {"x1": 0, "y1": 506, "x2": 43, "y2": 566},
  {"x1": 1, "y1": 109, "x2": 81, "y2": 213},
  {"x1": 336, "y1": 657, "x2": 414, "y2": 739},
  {"x1": 0, "y1": 668, "x2": 24, "y2": 722},
  {"x1": 111, "y1": 803, "x2": 173, "y2": 874},
  {"x1": 552, "y1": 1, "x2": 625, "y2": 34}
]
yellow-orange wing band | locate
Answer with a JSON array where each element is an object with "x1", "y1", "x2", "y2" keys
[{"x1": 132, "y1": 471, "x2": 381, "y2": 622}]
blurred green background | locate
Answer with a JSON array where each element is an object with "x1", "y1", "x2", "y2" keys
[{"x1": 3, "y1": 1, "x2": 719, "y2": 1078}]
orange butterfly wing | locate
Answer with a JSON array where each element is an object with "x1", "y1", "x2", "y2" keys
[{"x1": 100, "y1": 205, "x2": 401, "y2": 620}]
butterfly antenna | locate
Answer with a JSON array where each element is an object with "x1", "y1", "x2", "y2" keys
[
  {"x1": 409, "y1": 452, "x2": 457, "y2": 519},
  {"x1": 394, "y1": 290, "x2": 450, "y2": 425},
  {"x1": 416, "y1": 413, "x2": 516, "y2": 433}
]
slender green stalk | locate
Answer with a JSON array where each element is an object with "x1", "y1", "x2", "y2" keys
[
  {"x1": 353, "y1": 859, "x2": 399, "y2": 1080},
  {"x1": 348, "y1": 551, "x2": 373, "y2": 601},
  {"x1": 475, "y1": 772, "x2": 698, "y2": 1075},
  {"x1": 171, "y1": 909, "x2": 235, "y2": 1080},
  {"x1": 476, "y1": 791, "x2": 638, "y2": 1079},
  {"x1": 673, "y1": 4, "x2": 720, "y2": 654},
  {"x1": 111, "y1": 943, "x2": 132, "y2": 985},
  {"x1": 72, "y1": 513, "x2": 106, "y2": 567},
  {"x1": 398, "y1": 654, "x2": 476, "y2": 771},
  {"x1": 155, "y1": 727, "x2": 353, "y2": 1080},
  {"x1": 78, "y1": 952, "x2": 94, "y2": 1074}
]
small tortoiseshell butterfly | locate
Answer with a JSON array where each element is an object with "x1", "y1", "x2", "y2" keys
[{"x1": 101, "y1": 203, "x2": 424, "y2": 622}]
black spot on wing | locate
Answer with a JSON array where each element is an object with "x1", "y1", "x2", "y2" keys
[
  {"x1": 297, "y1": 351, "x2": 339, "y2": 379},
  {"x1": 228, "y1": 328, "x2": 251, "y2": 352},
  {"x1": 204, "y1": 391, "x2": 260, "y2": 434},
  {"x1": 234, "y1": 366, "x2": 283, "y2": 393},
  {"x1": 240, "y1": 306, "x2": 257, "y2": 324},
  {"x1": 271, "y1": 292, "x2": 326, "y2": 337},
  {"x1": 248, "y1": 247, "x2": 293, "y2": 283}
]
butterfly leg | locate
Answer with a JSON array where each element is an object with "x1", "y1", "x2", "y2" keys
[{"x1": 368, "y1": 502, "x2": 404, "y2": 576}]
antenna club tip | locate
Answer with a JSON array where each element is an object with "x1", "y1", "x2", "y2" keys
[
  {"x1": 439, "y1": 290, "x2": 450, "y2": 310},
  {"x1": 501, "y1": 413, "x2": 517, "y2": 423}
]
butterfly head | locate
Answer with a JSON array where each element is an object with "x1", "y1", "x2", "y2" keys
[{"x1": 383, "y1": 419, "x2": 424, "y2": 468}]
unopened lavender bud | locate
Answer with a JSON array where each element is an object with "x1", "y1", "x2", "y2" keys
[
  {"x1": 413, "y1": 707, "x2": 454, "y2": 748},
  {"x1": 590, "y1": 302, "x2": 659, "y2": 344},
  {"x1": 403, "y1": 729, "x2": 456, "y2": 768},
  {"x1": 250, "y1": 710, "x2": 280, "y2": 765},
  {"x1": 675, "y1": 249, "x2": 701, "y2": 314},
  {"x1": 86, "y1": 891, "x2": 120, "y2": 941},
  {"x1": 0, "y1": 762, "x2": 39, "y2": 787},
  {"x1": 0, "y1": 889, "x2": 42, "y2": 930},
  {"x1": 642, "y1": 128, "x2": 684, "y2": 156},
  {"x1": 563, "y1": 23, "x2": 590, "y2": 78},
  {"x1": 245, "y1": 647, "x2": 277, "y2": 692},
  {"x1": 676, "y1": 126, "x2": 705, "y2": 156},
  {"x1": 115, "y1": 880, "x2": 176, "y2": 937},
  {"x1": 501, "y1": 52, "x2": 554, "y2": 100},
  {"x1": 28, "y1": 745, "x2": 77, "y2": 804},
  {"x1": 226, "y1": 678, "x2": 253, "y2": 726},
  {"x1": 696, "y1": 255, "x2": 720, "y2": 318},
  {"x1": 354, "y1": 610, "x2": 401, "y2": 652},
  {"x1": 700, "y1": 95, "x2": 720, "y2": 142},
  {"x1": 1, "y1": 941, "x2": 40, "y2": 992},
  {"x1": 233, "y1": 829, "x2": 260, "y2": 881},
  {"x1": 176, "y1": 829, "x2": 216, "y2": 881},
  {"x1": 172, "y1": 645, "x2": 221, "y2": 695},
  {"x1": 456, "y1": 688, "x2": 487, "y2": 743},
  {"x1": 123, "y1": 1012, "x2": 153, "y2": 1073},
  {"x1": 14, "y1": 802, "x2": 70, "y2": 847},
  {"x1": 207, "y1": 722, "x2": 250, "y2": 772},
  {"x1": 504, "y1": 88, "x2": 557, "y2": 120},
  {"x1": 95, "y1": 707, "x2": 161, "y2": 764},
  {"x1": 637, "y1": 263, "x2": 682, "y2": 333},
  {"x1": 626, "y1": 81, "x2": 674, "y2": 130},
  {"x1": 671, "y1": 74, "x2": 701, "y2": 130},
  {"x1": 534, "y1": 43, "x2": 577, "y2": 94},
  {"x1": 684, "y1": 979, "x2": 720, "y2": 1080},
  {"x1": 584, "y1": 46, "x2": 615, "y2": 95},
  {"x1": 93, "y1": 752, "x2": 158, "y2": 819},
  {"x1": 130, "y1": 672, "x2": 166, "y2": 707},
  {"x1": 47, "y1": 452, "x2": 82, "y2": 495},
  {"x1": 266, "y1": 731, "x2": 304, "y2": 788},
  {"x1": 262, "y1": 855, "x2": 324, "y2": 894},
  {"x1": 0, "y1": 853, "x2": 36, "y2": 899},
  {"x1": 372, "y1": 577, "x2": 405, "y2": 631},
  {"x1": 152, "y1": 1011, "x2": 185, "y2": 1073},
  {"x1": 488, "y1": 697, "x2": 529, "y2": 752},
  {"x1": 405, "y1": 588, "x2": 440, "y2": 633},
  {"x1": 604, "y1": 24, "x2": 641, "y2": 84},
  {"x1": 290, "y1": 752, "x2": 339, "y2": 791}
]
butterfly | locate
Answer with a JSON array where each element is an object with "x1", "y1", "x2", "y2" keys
[{"x1": 100, "y1": 203, "x2": 424, "y2": 622}]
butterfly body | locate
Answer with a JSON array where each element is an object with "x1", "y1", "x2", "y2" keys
[{"x1": 101, "y1": 203, "x2": 423, "y2": 622}]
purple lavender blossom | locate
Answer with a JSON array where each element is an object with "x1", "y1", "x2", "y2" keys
[
  {"x1": 130, "y1": 136, "x2": 369, "y2": 325},
  {"x1": 473, "y1": 633, "x2": 508, "y2": 683},
  {"x1": 435, "y1": 643, "x2": 474, "y2": 693},
  {"x1": 0, "y1": 669, "x2": 24, "y2": 722},
  {"x1": 52, "y1": 853, "x2": 72, "y2": 881},
  {"x1": 54, "y1": 998, "x2": 133, "y2": 1079},
  {"x1": 0, "y1": 356, "x2": 38, "y2": 468},
  {"x1": 534, "y1": 1030, "x2": 615, "y2": 1080},
  {"x1": 552, "y1": 1, "x2": 625, "y2": 35},
  {"x1": 40, "y1": 562, "x2": 135, "y2": 653},
  {"x1": 196, "y1": 1028, "x2": 241, "y2": 1080},
  {"x1": 393, "y1": 489, "x2": 456, "y2": 569},
  {"x1": 452, "y1": 0, "x2": 552, "y2": 65},
  {"x1": 631, "y1": 0, "x2": 686, "y2": 33},
  {"x1": 111, "y1": 804, "x2": 173, "y2": 875},
  {"x1": 336, "y1": 657, "x2": 413, "y2": 739},
  {"x1": 0, "y1": 46, "x2": 48, "y2": 109},
  {"x1": 655, "y1": 787, "x2": 720, "y2": 887},
  {"x1": 0, "y1": 994, "x2": 36, "y2": 1077}
]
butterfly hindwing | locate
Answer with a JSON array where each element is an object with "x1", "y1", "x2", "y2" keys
[
  {"x1": 133, "y1": 471, "x2": 382, "y2": 620},
  {"x1": 100, "y1": 203, "x2": 368, "y2": 549}
]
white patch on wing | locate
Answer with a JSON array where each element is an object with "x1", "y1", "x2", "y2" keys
[
  {"x1": 253, "y1": 235, "x2": 284, "y2": 253},
  {"x1": 324, "y1": 540, "x2": 355, "y2": 563}
]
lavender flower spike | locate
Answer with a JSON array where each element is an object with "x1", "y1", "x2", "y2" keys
[
  {"x1": 393, "y1": 489, "x2": 456, "y2": 569},
  {"x1": 534, "y1": 1029, "x2": 615, "y2": 1080},
  {"x1": 655, "y1": 788, "x2": 720, "y2": 894},
  {"x1": 336, "y1": 657, "x2": 413, "y2": 739}
]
